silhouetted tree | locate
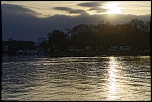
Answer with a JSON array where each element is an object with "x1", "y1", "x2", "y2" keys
[
  {"x1": 47, "y1": 19, "x2": 150, "y2": 52},
  {"x1": 47, "y1": 30, "x2": 69, "y2": 51},
  {"x1": 39, "y1": 41, "x2": 49, "y2": 52}
]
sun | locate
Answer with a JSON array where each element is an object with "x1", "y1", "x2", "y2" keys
[{"x1": 105, "y1": 3, "x2": 121, "y2": 14}]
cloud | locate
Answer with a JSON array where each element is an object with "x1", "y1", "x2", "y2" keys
[
  {"x1": 77, "y1": 1, "x2": 108, "y2": 13},
  {"x1": 2, "y1": 4, "x2": 151, "y2": 42},
  {"x1": 53, "y1": 7, "x2": 70, "y2": 11},
  {"x1": 53, "y1": 7, "x2": 86, "y2": 14},
  {"x1": 2, "y1": 4, "x2": 41, "y2": 17},
  {"x1": 89, "y1": 7, "x2": 108, "y2": 13},
  {"x1": 77, "y1": 1, "x2": 103, "y2": 7}
]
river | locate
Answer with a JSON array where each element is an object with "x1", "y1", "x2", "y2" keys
[{"x1": 1, "y1": 55, "x2": 151, "y2": 101}]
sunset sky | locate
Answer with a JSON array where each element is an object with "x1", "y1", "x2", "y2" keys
[{"x1": 1, "y1": 1, "x2": 151, "y2": 42}]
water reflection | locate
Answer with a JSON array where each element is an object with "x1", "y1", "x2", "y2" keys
[
  {"x1": 107, "y1": 56, "x2": 118, "y2": 100},
  {"x1": 1, "y1": 56, "x2": 151, "y2": 101}
]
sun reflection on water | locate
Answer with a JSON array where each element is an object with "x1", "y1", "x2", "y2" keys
[
  {"x1": 2, "y1": 56, "x2": 151, "y2": 101},
  {"x1": 107, "y1": 56, "x2": 120, "y2": 100}
]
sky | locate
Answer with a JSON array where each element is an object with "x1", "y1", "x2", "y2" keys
[{"x1": 1, "y1": 1, "x2": 151, "y2": 42}]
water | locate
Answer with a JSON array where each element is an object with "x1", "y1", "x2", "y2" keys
[{"x1": 1, "y1": 55, "x2": 151, "y2": 101}]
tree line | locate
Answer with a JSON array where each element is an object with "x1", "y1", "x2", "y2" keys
[
  {"x1": 2, "y1": 40, "x2": 35, "y2": 54},
  {"x1": 2, "y1": 18, "x2": 150, "y2": 54},
  {"x1": 47, "y1": 19, "x2": 150, "y2": 52}
]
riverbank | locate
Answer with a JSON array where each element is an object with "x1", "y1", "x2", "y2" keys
[
  {"x1": 2, "y1": 51, "x2": 150, "y2": 57},
  {"x1": 49, "y1": 51, "x2": 150, "y2": 57}
]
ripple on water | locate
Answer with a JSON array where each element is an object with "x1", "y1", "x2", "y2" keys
[{"x1": 1, "y1": 56, "x2": 151, "y2": 101}]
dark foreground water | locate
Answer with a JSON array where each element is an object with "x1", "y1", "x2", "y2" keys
[{"x1": 1, "y1": 55, "x2": 151, "y2": 101}]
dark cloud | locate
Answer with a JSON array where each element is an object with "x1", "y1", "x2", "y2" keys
[
  {"x1": 53, "y1": 7, "x2": 70, "y2": 11},
  {"x1": 77, "y1": 1, "x2": 102, "y2": 7},
  {"x1": 69, "y1": 9, "x2": 86, "y2": 14},
  {"x1": 77, "y1": 1, "x2": 108, "y2": 13},
  {"x1": 89, "y1": 7, "x2": 108, "y2": 13},
  {"x1": 2, "y1": 4, "x2": 41, "y2": 17},
  {"x1": 53, "y1": 7, "x2": 86, "y2": 14},
  {"x1": 2, "y1": 4, "x2": 150, "y2": 42}
]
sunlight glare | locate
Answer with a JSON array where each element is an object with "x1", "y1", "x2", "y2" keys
[
  {"x1": 105, "y1": 3, "x2": 121, "y2": 14},
  {"x1": 108, "y1": 56, "x2": 119, "y2": 100}
]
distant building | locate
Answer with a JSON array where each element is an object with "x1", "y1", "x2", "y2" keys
[
  {"x1": 119, "y1": 46, "x2": 132, "y2": 51},
  {"x1": 108, "y1": 46, "x2": 119, "y2": 51},
  {"x1": 33, "y1": 42, "x2": 38, "y2": 47},
  {"x1": 3, "y1": 45, "x2": 8, "y2": 52},
  {"x1": 17, "y1": 50, "x2": 23, "y2": 54},
  {"x1": 108, "y1": 46, "x2": 132, "y2": 51},
  {"x1": 38, "y1": 37, "x2": 46, "y2": 45},
  {"x1": 7, "y1": 38, "x2": 14, "y2": 41}
]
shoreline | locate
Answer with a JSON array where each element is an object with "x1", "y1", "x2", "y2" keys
[
  {"x1": 2, "y1": 51, "x2": 150, "y2": 57},
  {"x1": 48, "y1": 51, "x2": 150, "y2": 57}
]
